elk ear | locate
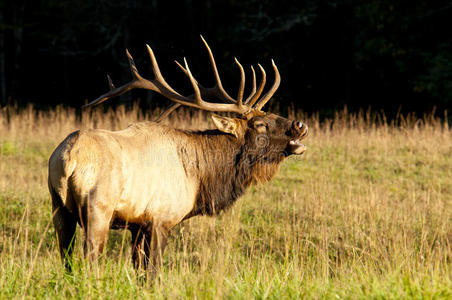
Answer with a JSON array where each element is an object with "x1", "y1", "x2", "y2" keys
[{"x1": 211, "y1": 114, "x2": 240, "y2": 138}]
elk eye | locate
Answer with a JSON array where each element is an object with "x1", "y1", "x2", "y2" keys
[{"x1": 253, "y1": 121, "x2": 267, "y2": 133}]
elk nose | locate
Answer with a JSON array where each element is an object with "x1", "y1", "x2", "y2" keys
[
  {"x1": 293, "y1": 121, "x2": 308, "y2": 137},
  {"x1": 294, "y1": 121, "x2": 303, "y2": 130}
]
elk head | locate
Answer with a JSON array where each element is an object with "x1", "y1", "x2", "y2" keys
[{"x1": 212, "y1": 112, "x2": 308, "y2": 156}]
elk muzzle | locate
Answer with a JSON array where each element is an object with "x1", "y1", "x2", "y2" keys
[{"x1": 286, "y1": 121, "x2": 308, "y2": 155}]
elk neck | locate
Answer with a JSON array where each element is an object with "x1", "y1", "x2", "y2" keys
[{"x1": 178, "y1": 129, "x2": 284, "y2": 218}]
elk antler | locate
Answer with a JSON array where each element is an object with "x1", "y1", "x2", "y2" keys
[
  {"x1": 84, "y1": 37, "x2": 281, "y2": 119},
  {"x1": 253, "y1": 60, "x2": 280, "y2": 111}
]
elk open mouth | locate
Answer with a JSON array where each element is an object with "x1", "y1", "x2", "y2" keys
[
  {"x1": 286, "y1": 139, "x2": 307, "y2": 155},
  {"x1": 286, "y1": 125, "x2": 308, "y2": 155}
]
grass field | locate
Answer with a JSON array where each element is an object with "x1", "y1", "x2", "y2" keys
[{"x1": 0, "y1": 105, "x2": 451, "y2": 299}]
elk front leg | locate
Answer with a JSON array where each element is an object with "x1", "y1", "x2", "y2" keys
[
  {"x1": 149, "y1": 223, "x2": 169, "y2": 274},
  {"x1": 130, "y1": 226, "x2": 152, "y2": 270},
  {"x1": 130, "y1": 222, "x2": 169, "y2": 276}
]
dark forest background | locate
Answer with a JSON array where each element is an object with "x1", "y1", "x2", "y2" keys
[{"x1": 1, "y1": 0, "x2": 452, "y2": 116}]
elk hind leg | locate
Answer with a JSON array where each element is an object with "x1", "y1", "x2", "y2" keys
[
  {"x1": 84, "y1": 198, "x2": 114, "y2": 261},
  {"x1": 84, "y1": 220, "x2": 112, "y2": 261},
  {"x1": 52, "y1": 195, "x2": 77, "y2": 271}
]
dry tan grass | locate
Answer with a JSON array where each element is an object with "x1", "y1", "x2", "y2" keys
[{"x1": 0, "y1": 104, "x2": 451, "y2": 298}]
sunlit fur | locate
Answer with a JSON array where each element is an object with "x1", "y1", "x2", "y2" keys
[{"x1": 48, "y1": 111, "x2": 308, "y2": 271}]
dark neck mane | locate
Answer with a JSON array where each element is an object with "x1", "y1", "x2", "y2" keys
[{"x1": 179, "y1": 129, "x2": 283, "y2": 218}]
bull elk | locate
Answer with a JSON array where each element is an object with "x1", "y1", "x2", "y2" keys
[{"x1": 48, "y1": 37, "x2": 308, "y2": 273}]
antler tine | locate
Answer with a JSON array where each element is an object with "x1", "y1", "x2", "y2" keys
[
  {"x1": 107, "y1": 75, "x2": 115, "y2": 90},
  {"x1": 146, "y1": 44, "x2": 180, "y2": 95},
  {"x1": 174, "y1": 60, "x2": 214, "y2": 98},
  {"x1": 247, "y1": 64, "x2": 267, "y2": 107},
  {"x1": 126, "y1": 49, "x2": 141, "y2": 80},
  {"x1": 82, "y1": 83, "x2": 135, "y2": 108},
  {"x1": 234, "y1": 58, "x2": 245, "y2": 107},
  {"x1": 155, "y1": 103, "x2": 181, "y2": 123},
  {"x1": 200, "y1": 35, "x2": 235, "y2": 103},
  {"x1": 253, "y1": 60, "x2": 281, "y2": 111},
  {"x1": 244, "y1": 66, "x2": 257, "y2": 104},
  {"x1": 183, "y1": 58, "x2": 203, "y2": 105}
]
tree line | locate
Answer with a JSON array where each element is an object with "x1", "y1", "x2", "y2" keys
[{"x1": 1, "y1": 0, "x2": 451, "y2": 115}]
